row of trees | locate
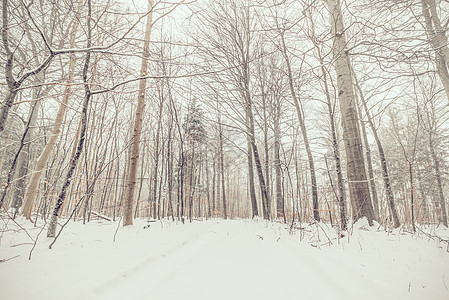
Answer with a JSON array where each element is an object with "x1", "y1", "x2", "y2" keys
[{"x1": 1, "y1": 0, "x2": 448, "y2": 237}]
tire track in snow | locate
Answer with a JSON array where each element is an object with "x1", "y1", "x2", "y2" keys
[{"x1": 82, "y1": 225, "x2": 219, "y2": 300}]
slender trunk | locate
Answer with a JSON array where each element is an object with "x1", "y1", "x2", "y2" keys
[
  {"x1": 248, "y1": 107, "x2": 270, "y2": 220},
  {"x1": 0, "y1": 101, "x2": 40, "y2": 207},
  {"x1": 12, "y1": 95, "x2": 42, "y2": 215},
  {"x1": 216, "y1": 149, "x2": 220, "y2": 215},
  {"x1": 205, "y1": 152, "x2": 212, "y2": 219},
  {"x1": 321, "y1": 62, "x2": 347, "y2": 230},
  {"x1": 408, "y1": 162, "x2": 416, "y2": 232},
  {"x1": 212, "y1": 153, "x2": 216, "y2": 215},
  {"x1": 218, "y1": 115, "x2": 227, "y2": 219},
  {"x1": 355, "y1": 93, "x2": 379, "y2": 219},
  {"x1": 429, "y1": 134, "x2": 448, "y2": 227},
  {"x1": 246, "y1": 113, "x2": 258, "y2": 217},
  {"x1": 157, "y1": 143, "x2": 165, "y2": 219},
  {"x1": 188, "y1": 146, "x2": 195, "y2": 222},
  {"x1": 262, "y1": 88, "x2": 271, "y2": 208},
  {"x1": 274, "y1": 101, "x2": 284, "y2": 220},
  {"x1": 47, "y1": 0, "x2": 92, "y2": 238},
  {"x1": 123, "y1": 0, "x2": 154, "y2": 226},
  {"x1": 167, "y1": 114, "x2": 174, "y2": 221},
  {"x1": 22, "y1": 1, "x2": 82, "y2": 219},
  {"x1": 152, "y1": 95, "x2": 164, "y2": 219},
  {"x1": 353, "y1": 70, "x2": 400, "y2": 227},
  {"x1": 134, "y1": 145, "x2": 146, "y2": 219},
  {"x1": 280, "y1": 30, "x2": 319, "y2": 222}
]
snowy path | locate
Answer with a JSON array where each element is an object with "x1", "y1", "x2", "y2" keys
[{"x1": 1, "y1": 219, "x2": 448, "y2": 300}]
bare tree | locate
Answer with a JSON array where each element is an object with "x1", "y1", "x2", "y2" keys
[
  {"x1": 47, "y1": 0, "x2": 93, "y2": 238},
  {"x1": 420, "y1": 0, "x2": 449, "y2": 105},
  {"x1": 123, "y1": 0, "x2": 155, "y2": 226},
  {"x1": 327, "y1": 0, "x2": 375, "y2": 224},
  {"x1": 21, "y1": 1, "x2": 83, "y2": 220},
  {"x1": 278, "y1": 22, "x2": 320, "y2": 222}
]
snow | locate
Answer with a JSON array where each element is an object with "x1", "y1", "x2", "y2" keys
[{"x1": 1, "y1": 217, "x2": 448, "y2": 300}]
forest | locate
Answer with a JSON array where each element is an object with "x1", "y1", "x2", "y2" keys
[{"x1": 1, "y1": 0, "x2": 449, "y2": 299}]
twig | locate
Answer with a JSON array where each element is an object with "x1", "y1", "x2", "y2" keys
[
  {"x1": 10, "y1": 242, "x2": 33, "y2": 247},
  {"x1": 0, "y1": 202, "x2": 35, "y2": 242},
  {"x1": 0, "y1": 255, "x2": 20, "y2": 263},
  {"x1": 29, "y1": 221, "x2": 47, "y2": 260},
  {"x1": 113, "y1": 217, "x2": 122, "y2": 242},
  {"x1": 49, "y1": 194, "x2": 88, "y2": 249},
  {"x1": 416, "y1": 226, "x2": 449, "y2": 252},
  {"x1": 314, "y1": 222, "x2": 333, "y2": 246},
  {"x1": 48, "y1": 150, "x2": 120, "y2": 249}
]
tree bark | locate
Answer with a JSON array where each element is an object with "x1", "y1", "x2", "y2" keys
[
  {"x1": 22, "y1": 1, "x2": 83, "y2": 220},
  {"x1": 123, "y1": 0, "x2": 154, "y2": 226},
  {"x1": 327, "y1": 0, "x2": 375, "y2": 224},
  {"x1": 247, "y1": 103, "x2": 270, "y2": 220},
  {"x1": 261, "y1": 84, "x2": 271, "y2": 212},
  {"x1": 429, "y1": 132, "x2": 448, "y2": 227},
  {"x1": 353, "y1": 71, "x2": 400, "y2": 228},
  {"x1": 274, "y1": 100, "x2": 284, "y2": 220},
  {"x1": 355, "y1": 93, "x2": 379, "y2": 219},
  {"x1": 320, "y1": 61, "x2": 347, "y2": 230},
  {"x1": 219, "y1": 122, "x2": 227, "y2": 219},
  {"x1": 47, "y1": 0, "x2": 93, "y2": 238},
  {"x1": 1, "y1": 0, "x2": 17, "y2": 133},
  {"x1": 11, "y1": 96, "x2": 42, "y2": 216},
  {"x1": 279, "y1": 30, "x2": 320, "y2": 222},
  {"x1": 152, "y1": 90, "x2": 164, "y2": 219},
  {"x1": 421, "y1": 0, "x2": 449, "y2": 105}
]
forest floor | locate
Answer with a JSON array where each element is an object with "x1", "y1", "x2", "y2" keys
[{"x1": 0, "y1": 216, "x2": 448, "y2": 300}]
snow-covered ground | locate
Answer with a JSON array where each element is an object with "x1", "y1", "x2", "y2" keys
[{"x1": 1, "y1": 217, "x2": 448, "y2": 300}]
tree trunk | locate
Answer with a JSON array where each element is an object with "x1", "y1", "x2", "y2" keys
[
  {"x1": 327, "y1": 0, "x2": 374, "y2": 224},
  {"x1": 421, "y1": 0, "x2": 449, "y2": 105},
  {"x1": 429, "y1": 133, "x2": 448, "y2": 227},
  {"x1": 247, "y1": 104, "x2": 270, "y2": 220},
  {"x1": 0, "y1": 101, "x2": 40, "y2": 208},
  {"x1": 123, "y1": 0, "x2": 154, "y2": 226},
  {"x1": 1, "y1": 0, "x2": 17, "y2": 133},
  {"x1": 353, "y1": 70, "x2": 400, "y2": 227},
  {"x1": 152, "y1": 92, "x2": 164, "y2": 219},
  {"x1": 408, "y1": 162, "x2": 416, "y2": 232},
  {"x1": 218, "y1": 114, "x2": 227, "y2": 219},
  {"x1": 274, "y1": 98, "x2": 284, "y2": 220},
  {"x1": 279, "y1": 30, "x2": 319, "y2": 222},
  {"x1": 47, "y1": 0, "x2": 93, "y2": 238},
  {"x1": 205, "y1": 152, "x2": 212, "y2": 219},
  {"x1": 320, "y1": 61, "x2": 347, "y2": 230},
  {"x1": 355, "y1": 93, "x2": 379, "y2": 219},
  {"x1": 246, "y1": 113, "x2": 258, "y2": 218},
  {"x1": 261, "y1": 86, "x2": 271, "y2": 211},
  {"x1": 22, "y1": 1, "x2": 82, "y2": 220}
]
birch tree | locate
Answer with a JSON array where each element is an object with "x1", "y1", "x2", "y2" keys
[{"x1": 327, "y1": 0, "x2": 375, "y2": 224}]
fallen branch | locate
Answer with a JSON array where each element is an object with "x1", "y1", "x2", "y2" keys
[
  {"x1": 0, "y1": 202, "x2": 35, "y2": 242},
  {"x1": 113, "y1": 217, "x2": 122, "y2": 243},
  {"x1": 416, "y1": 226, "x2": 449, "y2": 251},
  {"x1": 89, "y1": 210, "x2": 112, "y2": 221},
  {"x1": 10, "y1": 242, "x2": 33, "y2": 247},
  {"x1": 0, "y1": 255, "x2": 20, "y2": 263}
]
